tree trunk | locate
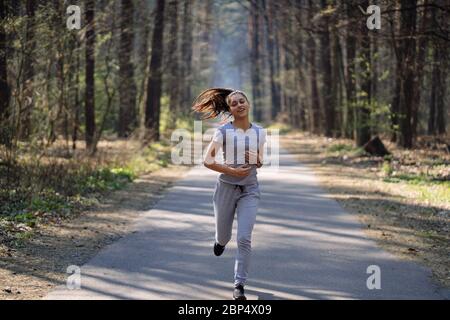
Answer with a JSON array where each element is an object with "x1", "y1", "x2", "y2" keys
[
  {"x1": 345, "y1": 1, "x2": 357, "y2": 140},
  {"x1": 19, "y1": 0, "x2": 36, "y2": 139},
  {"x1": 320, "y1": 0, "x2": 335, "y2": 137},
  {"x1": 428, "y1": 49, "x2": 438, "y2": 135},
  {"x1": 266, "y1": 0, "x2": 281, "y2": 121},
  {"x1": 370, "y1": 34, "x2": 379, "y2": 135},
  {"x1": 398, "y1": 0, "x2": 417, "y2": 148},
  {"x1": 294, "y1": 1, "x2": 306, "y2": 129},
  {"x1": 118, "y1": 0, "x2": 137, "y2": 137},
  {"x1": 249, "y1": 1, "x2": 263, "y2": 122},
  {"x1": 434, "y1": 4, "x2": 447, "y2": 135},
  {"x1": 0, "y1": 0, "x2": 10, "y2": 125},
  {"x1": 436, "y1": 44, "x2": 447, "y2": 135},
  {"x1": 85, "y1": 0, "x2": 96, "y2": 150},
  {"x1": 391, "y1": 62, "x2": 401, "y2": 142},
  {"x1": 166, "y1": 0, "x2": 180, "y2": 126},
  {"x1": 307, "y1": 0, "x2": 321, "y2": 134},
  {"x1": 54, "y1": 0, "x2": 65, "y2": 145},
  {"x1": 356, "y1": 0, "x2": 371, "y2": 147},
  {"x1": 145, "y1": 0, "x2": 165, "y2": 142},
  {"x1": 411, "y1": 0, "x2": 429, "y2": 143},
  {"x1": 198, "y1": 0, "x2": 213, "y2": 86},
  {"x1": 180, "y1": 0, "x2": 193, "y2": 116},
  {"x1": 389, "y1": 2, "x2": 401, "y2": 143},
  {"x1": 136, "y1": 0, "x2": 151, "y2": 129},
  {"x1": 72, "y1": 37, "x2": 81, "y2": 150},
  {"x1": 331, "y1": 22, "x2": 340, "y2": 137}
]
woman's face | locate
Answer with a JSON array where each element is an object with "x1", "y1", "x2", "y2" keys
[{"x1": 228, "y1": 93, "x2": 250, "y2": 119}]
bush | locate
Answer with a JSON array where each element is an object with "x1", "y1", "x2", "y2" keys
[
  {"x1": 327, "y1": 143, "x2": 354, "y2": 153},
  {"x1": 382, "y1": 161, "x2": 393, "y2": 176}
]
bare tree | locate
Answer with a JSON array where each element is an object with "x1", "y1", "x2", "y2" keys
[
  {"x1": 85, "y1": 0, "x2": 96, "y2": 150},
  {"x1": 356, "y1": 0, "x2": 372, "y2": 147},
  {"x1": 180, "y1": 0, "x2": 193, "y2": 116},
  {"x1": 145, "y1": 0, "x2": 166, "y2": 142},
  {"x1": 0, "y1": 0, "x2": 10, "y2": 130},
  {"x1": 319, "y1": 0, "x2": 336, "y2": 137},
  {"x1": 19, "y1": 0, "x2": 36, "y2": 139},
  {"x1": 307, "y1": 0, "x2": 321, "y2": 134},
  {"x1": 118, "y1": 0, "x2": 137, "y2": 137},
  {"x1": 397, "y1": 0, "x2": 418, "y2": 148},
  {"x1": 166, "y1": 0, "x2": 181, "y2": 127}
]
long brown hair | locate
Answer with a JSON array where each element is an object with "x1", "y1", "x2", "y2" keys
[{"x1": 191, "y1": 88, "x2": 249, "y2": 120}]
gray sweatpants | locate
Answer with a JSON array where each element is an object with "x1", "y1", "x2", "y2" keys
[{"x1": 212, "y1": 180, "x2": 261, "y2": 286}]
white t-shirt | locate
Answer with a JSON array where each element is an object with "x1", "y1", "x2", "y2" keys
[{"x1": 211, "y1": 121, "x2": 266, "y2": 185}]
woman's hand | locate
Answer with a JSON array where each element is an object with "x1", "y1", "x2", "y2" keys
[{"x1": 228, "y1": 164, "x2": 252, "y2": 177}]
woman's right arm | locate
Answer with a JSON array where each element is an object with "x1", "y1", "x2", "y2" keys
[{"x1": 203, "y1": 140, "x2": 251, "y2": 178}]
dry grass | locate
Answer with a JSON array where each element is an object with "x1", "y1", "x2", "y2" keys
[
  {"x1": 0, "y1": 163, "x2": 190, "y2": 299},
  {"x1": 0, "y1": 135, "x2": 193, "y2": 299},
  {"x1": 280, "y1": 131, "x2": 450, "y2": 288}
]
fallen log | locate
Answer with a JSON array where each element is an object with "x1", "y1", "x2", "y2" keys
[{"x1": 363, "y1": 136, "x2": 390, "y2": 156}]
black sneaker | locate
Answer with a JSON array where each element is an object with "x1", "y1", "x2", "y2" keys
[
  {"x1": 213, "y1": 242, "x2": 225, "y2": 256},
  {"x1": 233, "y1": 284, "x2": 246, "y2": 300}
]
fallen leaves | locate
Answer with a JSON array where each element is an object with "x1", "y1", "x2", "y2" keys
[
  {"x1": 2, "y1": 287, "x2": 21, "y2": 295},
  {"x1": 280, "y1": 132, "x2": 450, "y2": 287}
]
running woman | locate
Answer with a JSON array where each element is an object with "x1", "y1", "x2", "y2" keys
[{"x1": 192, "y1": 88, "x2": 266, "y2": 300}]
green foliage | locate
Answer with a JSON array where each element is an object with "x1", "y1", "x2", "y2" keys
[
  {"x1": 382, "y1": 169, "x2": 450, "y2": 204},
  {"x1": 30, "y1": 191, "x2": 71, "y2": 213},
  {"x1": 12, "y1": 212, "x2": 36, "y2": 226},
  {"x1": 0, "y1": 136, "x2": 176, "y2": 233},
  {"x1": 382, "y1": 161, "x2": 393, "y2": 176},
  {"x1": 175, "y1": 115, "x2": 196, "y2": 133},
  {"x1": 327, "y1": 143, "x2": 354, "y2": 153},
  {"x1": 159, "y1": 95, "x2": 171, "y2": 134},
  {"x1": 128, "y1": 141, "x2": 172, "y2": 175},
  {"x1": 346, "y1": 97, "x2": 394, "y2": 134},
  {"x1": 0, "y1": 161, "x2": 138, "y2": 230},
  {"x1": 159, "y1": 95, "x2": 196, "y2": 135},
  {"x1": 266, "y1": 122, "x2": 292, "y2": 135},
  {"x1": 75, "y1": 167, "x2": 136, "y2": 193},
  {"x1": 326, "y1": 143, "x2": 366, "y2": 158},
  {"x1": 383, "y1": 173, "x2": 449, "y2": 186},
  {"x1": 13, "y1": 230, "x2": 34, "y2": 247},
  {"x1": 0, "y1": 187, "x2": 28, "y2": 215}
]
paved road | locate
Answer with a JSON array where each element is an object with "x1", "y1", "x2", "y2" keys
[{"x1": 46, "y1": 146, "x2": 449, "y2": 300}]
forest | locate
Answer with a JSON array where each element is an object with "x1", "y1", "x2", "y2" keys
[
  {"x1": 0, "y1": 0, "x2": 448, "y2": 154},
  {"x1": 0, "y1": 0, "x2": 449, "y2": 299}
]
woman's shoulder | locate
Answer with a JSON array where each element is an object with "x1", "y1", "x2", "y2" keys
[
  {"x1": 217, "y1": 122, "x2": 234, "y2": 131},
  {"x1": 251, "y1": 123, "x2": 265, "y2": 132}
]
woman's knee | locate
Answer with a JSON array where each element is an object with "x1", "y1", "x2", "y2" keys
[{"x1": 237, "y1": 233, "x2": 252, "y2": 248}]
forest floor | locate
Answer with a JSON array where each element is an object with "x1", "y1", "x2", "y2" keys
[
  {"x1": 0, "y1": 138, "x2": 191, "y2": 299},
  {"x1": 1, "y1": 129, "x2": 449, "y2": 299},
  {"x1": 279, "y1": 131, "x2": 450, "y2": 288}
]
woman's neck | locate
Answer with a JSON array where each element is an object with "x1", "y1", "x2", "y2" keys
[{"x1": 232, "y1": 118, "x2": 251, "y2": 130}]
